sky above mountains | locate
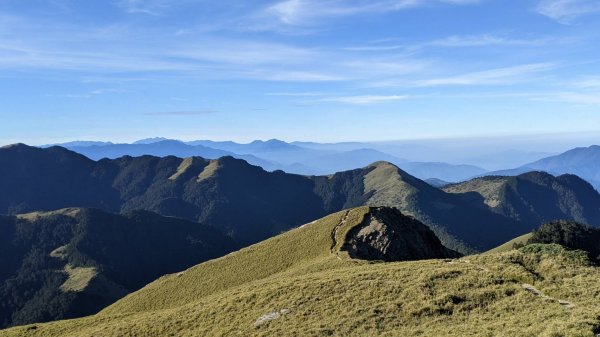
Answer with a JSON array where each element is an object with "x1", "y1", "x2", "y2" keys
[{"x1": 1, "y1": 0, "x2": 600, "y2": 144}]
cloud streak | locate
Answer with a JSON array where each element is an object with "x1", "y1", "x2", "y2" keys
[
  {"x1": 536, "y1": 0, "x2": 600, "y2": 24},
  {"x1": 115, "y1": 0, "x2": 178, "y2": 15},
  {"x1": 320, "y1": 94, "x2": 408, "y2": 104},
  {"x1": 416, "y1": 63, "x2": 557, "y2": 87},
  {"x1": 264, "y1": 0, "x2": 481, "y2": 26},
  {"x1": 144, "y1": 110, "x2": 218, "y2": 116}
]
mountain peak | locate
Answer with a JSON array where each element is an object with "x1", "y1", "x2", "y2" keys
[
  {"x1": 243, "y1": 139, "x2": 300, "y2": 152},
  {"x1": 367, "y1": 160, "x2": 397, "y2": 169},
  {"x1": 249, "y1": 138, "x2": 285, "y2": 144},
  {"x1": 1, "y1": 143, "x2": 34, "y2": 150},
  {"x1": 133, "y1": 137, "x2": 173, "y2": 144}
]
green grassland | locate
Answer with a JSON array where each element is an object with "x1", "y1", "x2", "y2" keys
[
  {"x1": 3, "y1": 207, "x2": 600, "y2": 337},
  {"x1": 484, "y1": 233, "x2": 533, "y2": 254}
]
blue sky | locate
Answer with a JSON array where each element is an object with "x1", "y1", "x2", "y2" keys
[{"x1": 1, "y1": 0, "x2": 600, "y2": 144}]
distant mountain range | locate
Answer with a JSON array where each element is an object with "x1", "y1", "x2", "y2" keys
[
  {"x1": 45, "y1": 138, "x2": 600, "y2": 190},
  {"x1": 43, "y1": 138, "x2": 487, "y2": 182},
  {"x1": 0, "y1": 208, "x2": 236, "y2": 329},
  {"x1": 486, "y1": 145, "x2": 600, "y2": 190}
]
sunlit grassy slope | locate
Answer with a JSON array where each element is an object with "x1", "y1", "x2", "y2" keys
[
  {"x1": 3, "y1": 207, "x2": 600, "y2": 337},
  {"x1": 484, "y1": 233, "x2": 533, "y2": 254}
]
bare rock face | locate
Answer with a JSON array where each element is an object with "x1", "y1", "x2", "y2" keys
[{"x1": 342, "y1": 207, "x2": 460, "y2": 262}]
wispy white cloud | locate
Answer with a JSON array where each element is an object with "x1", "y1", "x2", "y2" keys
[
  {"x1": 115, "y1": 0, "x2": 175, "y2": 15},
  {"x1": 345, "y1": 34, "x2": 571, "y2": 52},
  {"x1": 144, "y1": 110, "x2": 217, "y2": 116},
  {"x1": 570, "y1": 75, "x2": 600, "y2": 89},
  {"x1": 171, "y1": 40, "x2": 317, "y2": 65},
  {"x1": 0, "y1": 31, "x2": 325, "y2": 79},
  {"x1": 536, "y1": 0, "x2": 600, "y2": 24},
  {"x1": 267, "y1": 92, "x2": 325, "y2": 96},
  {"x1": 531, "y1": 91, "x2": 600, "y2": 105},
  {"x1": 416, "y1": 63, "x2": 557, "y2": 87},
  {"x1": 264, "y1": 0, "x2": 481, "y2": 26},
  {"x1": 340, "y1": 59, "x2": 430, "y2": 75},
  {"x1": 0, "y1": 3, "x2": 584, "y2": 95},
  {"x1": 534, "y1": 75, "x2": 600, "y2": 105},
  {"x1": 262, "y1": 70, "x2": 347, "y2": 82},
  {"x1": 320, "y1": 94, "x2": 408, "y2": 104},
  {"x1": 46, "y1": 88, "x2": 125, "y2": 99},
  {"x1": 0, "y1": 27, "x2": 566, "y2": 90},
  {"x1": 419, "y1": 34, "x2": 559, "y2": 48}
]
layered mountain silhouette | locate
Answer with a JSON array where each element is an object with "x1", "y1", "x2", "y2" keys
[
  {"x1": 48, "y1": 139, "x2": 487, "y2": 181},
  {"x1": 4, "y1": 144, "x2": 598, "y2": 254},
  {"x1": 58, "y1": 140, "x2": 275, "y2": 170},
  {"x1": 0, "y1": 208, "x2": 236, "y2": 328}
]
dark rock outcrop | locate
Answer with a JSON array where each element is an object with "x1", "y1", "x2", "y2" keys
[{"x1": 342, "y1": 207, "x2": 460, "y2": 262}]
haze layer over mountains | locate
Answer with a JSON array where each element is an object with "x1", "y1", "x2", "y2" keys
[{"x1": 43, "y1": 136, "x2": 600, "y2": 190}]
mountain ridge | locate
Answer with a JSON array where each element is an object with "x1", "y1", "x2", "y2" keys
[
  {"x1": 2, "y1": 144, "x2": 598, "y2": 254},
  {"x1": 444, "y1": 171, "x2": 600, "y2": 228},
  {"x1": 40, "y1": 139, "x2": 488, "y2": 181}
]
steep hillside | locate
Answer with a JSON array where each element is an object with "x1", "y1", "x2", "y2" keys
[
  {"x1": 100, "y1": 207, "x2": 458, "y2": 316},
  {"x1": 0, "y1": 208, "x2": 236, "y2": 329},
  {"x1": 484, "y1": 233, "x2": 533, "y2": 254},
  {"x1": 444, "y1": 172, "x2": 600, "y2": 228},
  {"x1": 4, "y1": 207, "x2": 600, "y2": 337}
]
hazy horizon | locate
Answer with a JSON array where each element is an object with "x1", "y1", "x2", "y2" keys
[{"x1": 4, "y1": 130, "x2": 600, "y2": 171}]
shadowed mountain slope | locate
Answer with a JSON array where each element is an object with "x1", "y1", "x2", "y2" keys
[
  {"x1": 0, "y1": 208, "x2": 236, "y2": 329},
  {"x1": 0, "y1": 145, "x2": 324, "y2": 245}
]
